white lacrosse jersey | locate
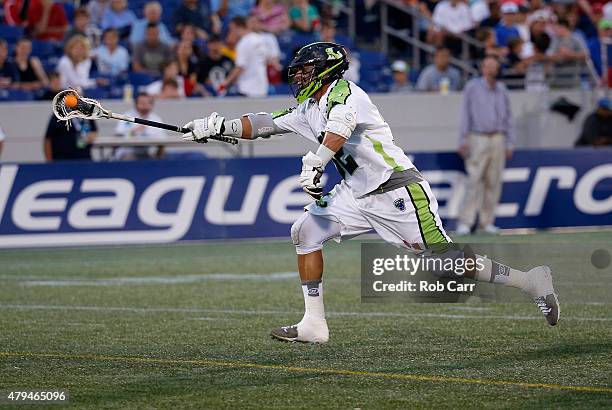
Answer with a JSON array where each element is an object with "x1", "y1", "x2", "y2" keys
[{"x1": 272, "y1": 79, "x2": 414, "y2": 197}]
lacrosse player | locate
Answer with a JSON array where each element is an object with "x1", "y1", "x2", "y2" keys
[{"x1": 182, "y1": 42, "x2": 560, "y2": 343}]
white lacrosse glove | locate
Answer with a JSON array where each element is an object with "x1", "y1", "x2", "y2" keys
[
  {"x1": 299, "y1": 151, "x2": 324, "y2": 199},
  {"x1": 182, "y1": 112, "x2": 225, "y2": 143}
]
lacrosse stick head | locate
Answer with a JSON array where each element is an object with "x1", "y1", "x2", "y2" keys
[{"x1": 52, "y1": 89, "x2": 107, "y2": 123}]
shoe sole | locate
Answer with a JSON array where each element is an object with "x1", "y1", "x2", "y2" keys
[{"x1": 539, "y1": 266, "x2": 560, "y2": 326}]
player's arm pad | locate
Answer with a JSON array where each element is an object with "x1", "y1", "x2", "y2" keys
[
  {"x1": 244, "y1": 112, "x2": 288, "y2": 139},
  {"x1": 325, "y1": 104, "x2": 357, "y2": 139}
]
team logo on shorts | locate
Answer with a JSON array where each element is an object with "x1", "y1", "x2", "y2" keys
[{"x1": 394, "y1": 198, "x2": 406, "y2": 211}]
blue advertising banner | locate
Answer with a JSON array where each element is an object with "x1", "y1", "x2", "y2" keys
[{"x1": 0, "y1": 148, "x2": 610, "y2": 248}]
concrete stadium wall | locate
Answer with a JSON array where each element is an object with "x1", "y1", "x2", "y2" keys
[{"x1": 0, "y1": 89, "x2": 595, "y2": 163}]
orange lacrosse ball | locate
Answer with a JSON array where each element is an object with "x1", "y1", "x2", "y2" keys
[{"x1": 64, "y1": 93, "x2": 78, "y2": 108}]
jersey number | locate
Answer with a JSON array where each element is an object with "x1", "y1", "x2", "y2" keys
[{"x1": 318, "y1": 132, "x2": 358, "y2": 179}]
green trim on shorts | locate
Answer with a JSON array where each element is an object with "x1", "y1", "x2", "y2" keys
[
  {"x1": 405, "y1": 183, "x2": 448, "y2": 247},
  {"x1": 365, "y1": 135, "x2": 405, "y2": 172}
]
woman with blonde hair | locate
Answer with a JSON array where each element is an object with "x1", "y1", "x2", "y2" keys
[{"x1": 56, "y1": 35, "x2": 102, "y2": 90}]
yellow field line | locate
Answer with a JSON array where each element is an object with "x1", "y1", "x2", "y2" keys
[{"x1": 1, "y1": 351, "x2": 611, "y2": 394}]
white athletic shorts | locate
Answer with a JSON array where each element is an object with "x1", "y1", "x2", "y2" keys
[{"x1": 305, "y1": 179, "x2": 451, "y2": 250}]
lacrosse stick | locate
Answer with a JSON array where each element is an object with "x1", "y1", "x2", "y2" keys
[{"x1": 51, "y1": 89, "x2": 239, "y2": 145}]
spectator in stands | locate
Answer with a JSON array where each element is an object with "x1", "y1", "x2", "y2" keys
[
  {"x1": 87, "y1": 0, "x2": 109, "y2": 27},
  {"x1": 289, "y1": 0, "x2": 321, "y2": 33},
  {"x1": 550, "y1": 18, "x2": 589, "y2": 67},
  {"x1": 0, "y1": 126, "x2": 5, "y2": 158},
  {"x1": 132, "y1": 23, "x2": 174, "y2": 76},
  {"x1": 10, "y1": 0, "x2": 70, "y2": 41},
  {"x1": 65, "y1": 7, "x2": 101, "y2": 48},
  {"x1": 176, "y1": 40, "x2": 199, "y2": 95},
  {"x1": 195, "y1": 34, "x2": 234, "y2": 93},
  {"x1": 575, "y1": 97, "x2": 612, "y2": 146},
  {"x1": 252, "y1": 0, "x2": 290, "y2": 34},
  {"x1": 470, "y1": 0, "x2": 491, "y2": 25},
  {"x1": 506, "y1": 37, "x2": 529, "y2": 71},
  {"x1": 57, "y1": 35, "x2": 102, "y2": 90},
  {"x1": 318, "y1": 20, "x2": 360, "y2": 83},
  {"x1": 145, "y1": 61, "x2": 186, "y2": 98},
  {"x1": 390, "y1": 60, "x2": 412, "y2": 93},
  {"x1": 457, "y1": 57, "x2": 513, "y2": 235},
  {"x1": 114, "y1": 92, "x2": 165, "y2": 160},
  {"x1": 246, "y1": 15, "x2": 282, "y2": 85},
  {"x1": 475, "y1": 27, "x2": 508, "y2": 60},
  {"x1": 173, "y1": 0, "x2": 220, "y2": 40},
  {"x1": 212, "y1": 0, "x2": 256, "y2": 21},
  {"x1": 480, "y1": 0, "x2": 501, "y2": 28},
  {"x1": 0, "y1": 40, "x2": 17, "y2": 90},
  {"x1": 13, "y1": 37, "x2": 48, "y2": 91},
  {"x1": 44, "y1": 114, "x2": 97, "y2": 161},
  {"x1": 219, "y1": 16, "x2": 268, "y2": 97},
  {"x1": 158, "y1": 79, "x2": 181, "y2": 99},
  {"x1": 179, "y1": 24, "x2": 205, "y2": 60},
  {"x1": 39, "y1": 71, "x2": 62, "y2": 100},
  {"x1": 130, "y1": 1, "x2": 175, "y2": 47},
  {"x1": 589, "y1": 18, "x2": 612, "y2": 77},
  {"x1": 101, "y1": 0, "x2": 137, "y2": 39},
  {"x1": 524, "y1": 32, "x2": 552, "y2": 90},
  {"x1": 496, "y1": 2, "x2": 521, "y2": 47},
  {"x1": 94, "y1": 28, "x2": 130, "y2": 76},
  {"x1": 431, "y1": 0, "x2": 474, "y2": 46},
  {"x1": 416, "y1": 47, "x2": 462, "y2": 92}
]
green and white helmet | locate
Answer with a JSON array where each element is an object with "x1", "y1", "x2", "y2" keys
[{"x1": 287, "y1": 42, "x2": 349, "y2": 103}]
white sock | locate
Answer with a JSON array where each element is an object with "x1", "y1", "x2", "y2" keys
[
  {"x1": 474, "y1": 256, "x2": 527, "y2": 289},
  {"x1": 299, "y1": 280, "x2": 325, "y2": 323}
]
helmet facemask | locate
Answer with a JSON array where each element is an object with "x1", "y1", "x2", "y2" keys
[{"x1": 288, "y1": 61, "x2": 345, "y2": 103}]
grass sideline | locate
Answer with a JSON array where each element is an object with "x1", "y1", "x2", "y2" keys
[{"x1": 1, "y1": 231, "x2": 611, "y2": 408}]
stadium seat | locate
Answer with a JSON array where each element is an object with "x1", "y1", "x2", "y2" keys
[
  {"x1": 83, "y1": 87, "x2": 109, "y2": 100},
  {"x1": 128, "y1": 72, "x2": 157, "y2": 89},
  {"x1": 31, "y1": 40, "x2": 62, "y2": 59},
  {"x1": 0, "y1": 24, "x2": 24, "y2": 44},
  {"x1": 0, "y1": 89, "x2": 35, "y2": 101}
]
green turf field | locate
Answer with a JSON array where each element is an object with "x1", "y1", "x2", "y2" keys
[{"x1": 1, "y1": 231, "x2": 611, "y2": 409}]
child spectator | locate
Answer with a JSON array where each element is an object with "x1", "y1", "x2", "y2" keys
[
  {"x1": 289, "y1": 0, "x2": 320, "y2": 33},
  {"x1": 158, "y1": 78, "x2": 181, "y2": 99},
  {"x1": 39, "y1": 71, "x2": 62, "y2": 100},
  {"x1": 65, "y1": 7, "x2": 101, "y2": 48},
  {"x1": 95, "y1": 29, "x2": 130, "y2": 76},
  {"x1": 101, "y1": 0, "x2": 137, "y2": 39},
  {"x1": 0, "y1": 40, "x2": 17, "y2": 89},
  {"x1": 252, "y1": 0, "x2": 290, "y2": 34},
  {"x1": 550, "y1": 17, "x2": 588, "y2": 68},
  {"x1": 132, "y1": 23, "x2": 174, "y2": 76},
  {"x1": 13, "y1": 38, "x2": 48, "y2": 91},
  {"x1": 390, "y1": 60, "x2": 412, "y2": 93},
  {"x1": 475, "y1": 27, "x2": 508, "y2": 59},
  {"x1": 130, "y1": 1, "x2": 175, "y2": 47},
  {"x1": 145, "y1": 61, "x2": 186, "y2": 98}
]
